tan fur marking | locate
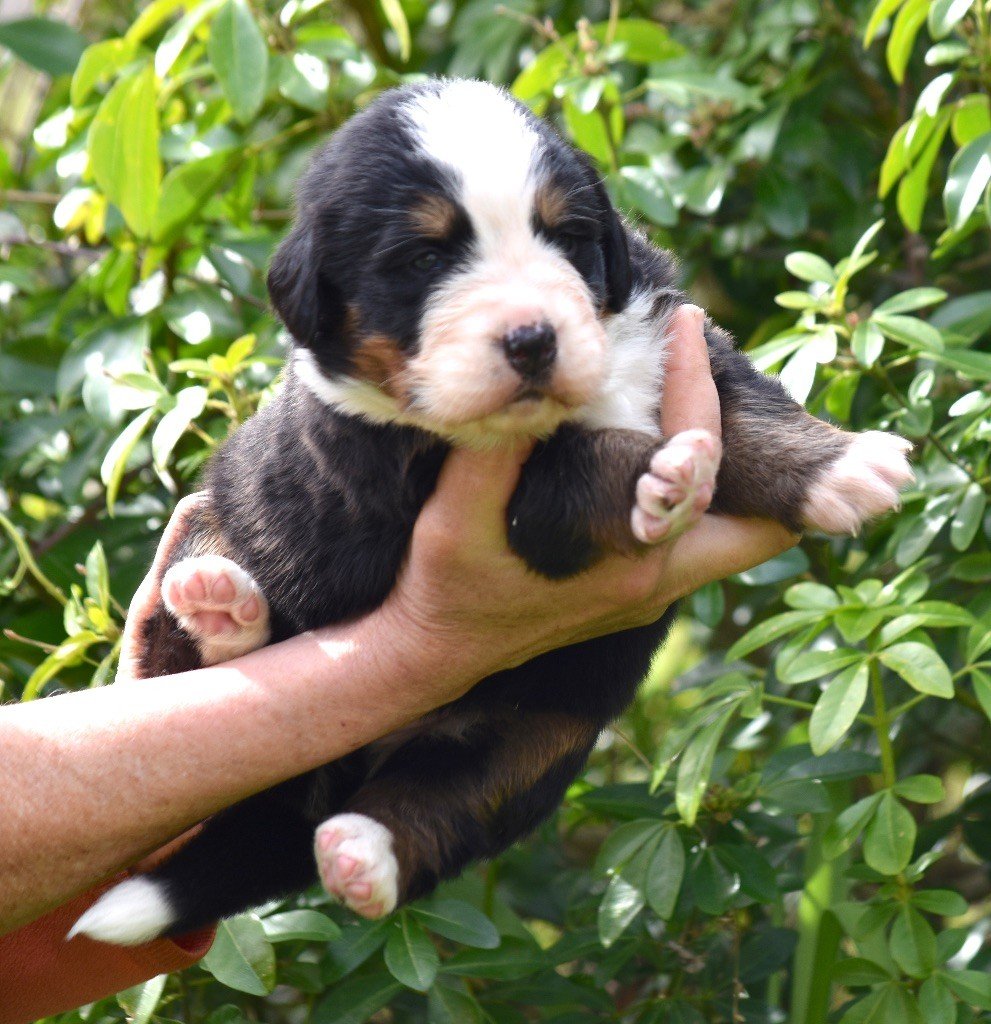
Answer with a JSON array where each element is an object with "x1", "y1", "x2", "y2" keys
[
  {"x1": 351, "y1": 334, "x2": 411, "y2": 403},
  {"x1": 535, "y1": 183, "x2": 569, "y2": 228},
  {"x1": 409, "y1": 194, "x2": 459, "y2": 238}
]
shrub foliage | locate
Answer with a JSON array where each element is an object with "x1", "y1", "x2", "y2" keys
[{"x1": 2, "y1": 0, "x2": 991, "y2": 1021}]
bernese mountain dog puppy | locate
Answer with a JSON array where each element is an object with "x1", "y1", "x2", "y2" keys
[{"x1": 71, "y1": 79, "x2": 912, "y2": 946}]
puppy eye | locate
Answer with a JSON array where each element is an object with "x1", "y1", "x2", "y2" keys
[{"x1": 411, "y1": 251, "x2": 444, "y2": 273}]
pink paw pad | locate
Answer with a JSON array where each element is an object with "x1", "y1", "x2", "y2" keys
[
  {"x1": 314, "y1": 813, "x2": 399, "y2": 920},
  {"x1": 632, "y1": 429, "x2": 721, "y2": 544},
  {"x1": 162, "y1": 555, "x2": 269, "y2": 665}
]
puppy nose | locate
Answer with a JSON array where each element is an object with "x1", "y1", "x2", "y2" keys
[{"x1": 503, "y1": 322, "x2": 556, "y2": 379}]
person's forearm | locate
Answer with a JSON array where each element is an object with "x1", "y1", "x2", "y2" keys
[{"x1": 0, "y1": 607, "x2": 450, "y2": 934}]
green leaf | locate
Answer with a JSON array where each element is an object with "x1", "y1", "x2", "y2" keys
[
  {"x1": 785, "y1": 251, "x2": 836, "y2": 284},
  {"x1": 918, "y1": 976, "x2": 956, "y2": 1024},
  {"x1": 0, "y1": 18, "x2": 87, "y2": 76},
  {"x1": 852, "y1": 321, "x2": 886, "y2": 366},
  {"x1": 100, "y1": 408, "x2": 155, "y2": 515},
  {"x1": 411, "y1": 900, "x2": 499, "y2": 949},
  {"x1": 943, "y1": 969, "x2": 991, "y2": 1009},
  {"x1": 726, "y1": 610, "x2": 821, "y2": 661},
  {"x1": 644, "y1": 825, "x2": 685, "y2": 920},
  {"x1": 931, "y1": 290, "x2": 991, "y2": 342},
  {"x1": 779, "y1": 648, "x2": 864, "y2": 685},
  {"x1": 84, "y1": 540, "x2": 110, "y2": 612},
  {"x1": 823, "y1": 792, "x2": 884, "y2": 860},
  {"x1": 951, "y1": 483, "x2": 986, "y2": 550},
  {"x1": 201, "y1": 915, "x2": 276, "y2": 995},
  {"x1": 809, "y1": 663, "x2": 870, "y2": 755},
  {"x1": 260, "y1": 909, "x2": 342, "y2": 943},
  {"x1": 312, "y1": 971, "x2": 402, "y2": 1024},
  {"x1": 863, "y1": 792, "x2": 916, "y2": 875},
  {"x1": 886, "y1": 0, "x2": 927, "y2": 84},
  {"x1": 911, "y1": 888, "x2": 967, "y2": 916},
  {"x1": 875, "y1": 287, "x2": 947, "y2": 314},
  {"x1": 952, "y1": 95, "x2": 991, "y2": 147},
  {"x1": 153, "y1": 151, "x2": 236, "y2": 243},
  {"x1": 620, "y1": 166, "x2": 677, "y2": 227},
  {"x1": 890, "y1": 905, "x2": 937, "y2": 978},
  {"x1": 597, "y1": 872, "x2": 644, "y2": 947},
  {"x1": 443, "y1": 938, "x2": 542, "y2": 980},
  {"x1": 155, "y1": 0, "x2": 226, "y2": 77},
  {"x1": 209, "y1": 0, "x2": 269, "y2": 124},
  {"x1": 88, "y1": 67, "x2": 161, "y2": 238},
  {"x1": 833, "y1": 958, "x2": 893, "y2": 987},
  {"x1": 379, "y1": 0, "x2": 411, "y2": 61},
  {"x1": 865, "y1": 0, "x2": 907, "y2": 46},
  {"x1": 944, "y1": 132, "x2": 991, "y2": 228},
  {"x1": 427, "y1": 982, "x2": 486, "y2": 1024},
  {"x1": 151, "y1": 386, "x2": 208, "y2": 473},
  {"x1": 928, "y1": 0, "x2": 974, "y2": 38},
  {"x1": 384, "y1": 914, "x2": 439, "y2": 991},
  {"x1": 893, "y1": 774, "x2": 945, "y2": 804},
  {"x1": 676, "y1": 702, "x2": 739, "y2": 825},
  {"x1": 784, "y1": 581, "x2": 840, "y2": 610},
  {"x1": 117, "y1": 975, "x2": 167, "y2": 1024},
  {"x1": 878, "y1": 642, "x2": 953, "y2": 698},
  {"x1": 972, "y1": 670, "x2": 991, "y2": 725},
  {"x1": 896, "y1": 111, "x2": 952, "y2": 231},
  {"x1": 71, "y1": 38, "x2": 136, "y2": 106}
]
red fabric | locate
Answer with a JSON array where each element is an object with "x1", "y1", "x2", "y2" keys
[{"x1": 0, "y1": 835, "x2": 215, "y2": 1023}]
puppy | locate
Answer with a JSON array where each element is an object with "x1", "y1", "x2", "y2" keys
[{"x1": 70, "y1": 79, "x2": 912, "y2": 946}]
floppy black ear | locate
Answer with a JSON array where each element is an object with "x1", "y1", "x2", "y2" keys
[
  {"x1": 268, "y1": 221, "x2": 321, "y2": 344},
  {"x1": 596, "y1": 182, "x2": 632, "y2": 313}
]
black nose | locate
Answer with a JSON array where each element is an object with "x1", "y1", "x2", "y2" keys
[{"x1": 503, "y1": 323, "x2": 556, "y2": 379}]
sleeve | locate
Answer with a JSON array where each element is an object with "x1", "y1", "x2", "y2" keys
[{"x1": 0, "y1": 834, "x2": 215, "y2": 1024}]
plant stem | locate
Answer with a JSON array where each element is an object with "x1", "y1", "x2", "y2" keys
[
  {"x1": 0, "y1": 512, "x2": 67, "y2": 607},
  {"x1": 870, "y1": 661, "x2": 897, "y2": 788}
]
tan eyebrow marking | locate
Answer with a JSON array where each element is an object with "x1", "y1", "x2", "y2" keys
[
  {"x1": 535, "y1": 183, "x2": 569, "y2": 228},
  {"x1": 409, "y1": 193, "x2": 459, "y2": 238},
  {"x1": 352, "y1": 333, "x2": 411, "y2": 404}
]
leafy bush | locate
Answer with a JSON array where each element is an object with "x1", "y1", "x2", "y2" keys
[{"x1": 2, "y1": 0, "x2": 991, "y2": 1021}]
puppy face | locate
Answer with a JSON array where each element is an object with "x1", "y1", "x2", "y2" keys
[{"x1": 269, "y1": 80, "x2": 632, "y2": 442}]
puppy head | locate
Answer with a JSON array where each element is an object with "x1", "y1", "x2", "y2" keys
[{"x1": 269, "y1": 79, "x2": 632, "y2": 442}]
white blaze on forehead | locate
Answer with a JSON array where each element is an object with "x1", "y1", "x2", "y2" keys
[{"x1": 402, "y1": 81, "x2": 540, "y2": 239}]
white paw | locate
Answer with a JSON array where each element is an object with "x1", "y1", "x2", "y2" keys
[
  {"x1": 163, "y1": 555, "x2": 270, "y2": 666},
  {"x1": 314, "y1": 813, "x2": 399, "y2": 919},
  {"x1": 631, "y1": 429, "x2": 720, "y2": 544},
  {"x1": 802, "y1": 431, "x2": 914, "y2": 535},
  {"x1": 67, "y1": 876, "x2": 175, "y2": 946}
]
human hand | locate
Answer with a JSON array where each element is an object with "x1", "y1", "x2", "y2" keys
[
  {"x1": 116, "y1": 493, "x2": 206, "y2": 682},
  {"x1": 381, "y1": 304, "x2": 798, "y2": 697}
]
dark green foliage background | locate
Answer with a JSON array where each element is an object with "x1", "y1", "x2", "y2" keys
[{"x1": 2, "y1": 0, "x2": 991, "y2": 1021}]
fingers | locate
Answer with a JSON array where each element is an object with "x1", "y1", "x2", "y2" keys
[
  {"x1": 118, "y1": 493, "x2": 208, "y2": 680},
  {"x1": 664, "y1": 514, "x2": 799, "y2": 599},
  {"x1": 661, "y1": 304, "x2": 722, "y2": 444},
  {"x1": 424, "y1": 441, "x2": 535, "y2": 545}
]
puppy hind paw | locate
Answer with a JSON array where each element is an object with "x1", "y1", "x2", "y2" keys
[
  {"x1": 67, "y1": 877, "x2": 175, "y2": 946},
  {"x1": 802, "y1": 431, "x2": 914, "y2": 535},
  {"x1": 315, "y1": 813, "x2": 399, "y2": 920},
  {"x1": 162, "y1": 555, "x2": 270, "y2": 665},
  {"x1": 631, "y1": 429, "x2": 720, "y2": 544}
]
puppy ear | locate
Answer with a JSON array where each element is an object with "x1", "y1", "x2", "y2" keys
[
  {"x1": 268, "y1": 222, "x2": 320, "y2": 344},
  {"x1": 596, "y1": 182, "x2": 631, "y2": 313}
]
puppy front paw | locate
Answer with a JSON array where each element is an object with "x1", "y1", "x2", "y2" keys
[
  {"x1": 162, "y1": 555, "x2": 270, "y2": 665},
  {"x1": 801, "y1": 431, "x2": 914, "y2": 535},
  {"x1": 315, "y1": 813, "x2": 399, "y2": 920},
  {"x1": 631, "y1": 429, "x2": 720, "y2": 544}
]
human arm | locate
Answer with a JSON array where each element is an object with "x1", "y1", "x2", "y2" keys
[{"x1": 0, "y1": 305, "x2": 795, "y2": 935}]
